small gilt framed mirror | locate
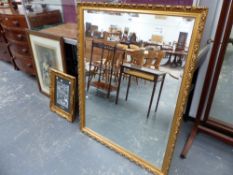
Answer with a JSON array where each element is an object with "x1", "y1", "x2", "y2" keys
[{"x1": 77, "y1": 2, "x2": 207, "y2": 175}]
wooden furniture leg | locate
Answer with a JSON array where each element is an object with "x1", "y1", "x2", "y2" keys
[{"x1": 180, "y1": 125, "x2": 199, "y2": 158}]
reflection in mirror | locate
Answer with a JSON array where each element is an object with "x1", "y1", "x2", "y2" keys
[
  {"x1": 209, "y1": 26, "x2": 233, "y2": 127},
  {"x1": 83, "y1": 10, "x2": 195, "y2": 168}
]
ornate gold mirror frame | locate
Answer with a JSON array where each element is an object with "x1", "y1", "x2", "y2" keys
[{"x1": 77, "y1": 2, "x2": 207, "y2": 175}]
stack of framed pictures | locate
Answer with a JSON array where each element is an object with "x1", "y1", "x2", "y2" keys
[{"x1": 28, "y1": 30, "x2": 76, "y2": 122}]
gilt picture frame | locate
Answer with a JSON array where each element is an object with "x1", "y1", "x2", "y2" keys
[
  {"x1": 28, "y1": 30, "x2": 66, "y2": 96},
  {"x1": 77, "y1": 2, "x2": 208, "y2": 175},
  {"x1": 50, "y1": 68, "x2": 76, "y2": 122}
]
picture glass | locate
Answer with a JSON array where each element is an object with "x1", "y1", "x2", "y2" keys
[
  {"x1": 209, "y1": 27, "x2": 233, "y2": 126},
  {"x1": 29, "y1": 33, "x2": 64, "y2": 95},
  {"x1": 55, "y1": 76, "x2": 71, "y2": 113},
  {"x1": 35, "y1": 44, "x2": 58, "y2": 93}
]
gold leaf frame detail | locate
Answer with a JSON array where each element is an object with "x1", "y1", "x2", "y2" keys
[
  {"x1": 50, "y1": 68, "x2": 76, "y2": 122},
  {"x1": 77, "y1": 2, "x2": 208, "y2": 175}
]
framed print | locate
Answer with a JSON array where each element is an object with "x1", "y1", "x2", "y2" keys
[
  {"x1": 50, "y1": 68, "x2": 76, "y2": 122},
  {"x1": 28, "y1": 30, "x2": 66, "y2": 96}
]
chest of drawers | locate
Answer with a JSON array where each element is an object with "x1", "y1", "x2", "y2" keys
[
  {"x1": 1, "y1": 14, "x2": 36, "y2": 75},
  {"x1": 0, "y1": 24, "x2": 11, "y2": 62},
  {"x1": 0, "y1": 10, "x2": 62, "y2": 75}
]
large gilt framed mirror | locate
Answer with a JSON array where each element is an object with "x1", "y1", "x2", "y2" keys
[{"x1": 77, "y1": 3, "x2": 207, "y2": 175}]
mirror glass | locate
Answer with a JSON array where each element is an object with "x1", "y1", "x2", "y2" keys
[
  {"x1": 83, "y1": 10, "x2": 195, "y2": 169},
  {"x1": 209, "y1": 26, "x2": 233, "y2": 127}
]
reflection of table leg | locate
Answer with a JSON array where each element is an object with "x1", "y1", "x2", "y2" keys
[
  {"x1": 87, "y1": 46, "x2": 94, "y2": 92},
  {"x1": 171, "y1": 55, "x2": 178, "y2": 67},
  {"x1": 177, "y1": 55, "x2": 183, "y2": 67},
  {"x1": 155, "y1": 74, "x2": 166, "y2": 112},
  {"x1": 125, "y1": 75, "x2": 131, "y2": 101},
  {"x1": 147, "y1": 76, "x2": 158, "y2": 118},
  {"x1": 115, "y1": 66, "x2": 123, "y2": 104},
  {"x1": 164, "y1": 53, "x2": 172, "y2": 66}
]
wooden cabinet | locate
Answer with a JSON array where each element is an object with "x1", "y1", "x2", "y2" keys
[
  {"x1": 0, "y1": 42, "x2": 11, "y2": 62},
  {"x1": 3, "y1": 27, "x2": 28, "y2": 42},
  {"x1": 0, "y1": 10, "x2": 62, "y2": 75},
  {"x1": 0, "y1": 25, "x2": 11, "y2": 62},
  {"x1": 28, "y1": 10, "x2": 62, "y2": 29},
  {"x1": 1, "y1": 14, "x2": 36, "y2": 75},
  {"x1": 1, "y1": 14, "x2": 28, "y2": 28},
  {"x1": 13, "y1": 55, "x2": 34, "y2": 75},
  {"x1": 9, "y1": 42, "x2": 31, "y2": 58}
]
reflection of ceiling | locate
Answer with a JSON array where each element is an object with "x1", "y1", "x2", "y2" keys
[
  {"x1": 85, "y1": 10, "x2": 195, "y2": 43},
  {"x1": 87, "y1": 10, "x2": 121, "y2": 16},
  {"x1": 87, "y1": 10, "x2": 139, "y2": 17}
]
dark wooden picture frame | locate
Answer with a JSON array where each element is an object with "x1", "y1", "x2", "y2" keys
[
  {"x1": 50, "y1": 68, "x2": 76, "y2": 122},
  {"x1": 28, "y1": 30, "x2": 67, "y2": 96}
]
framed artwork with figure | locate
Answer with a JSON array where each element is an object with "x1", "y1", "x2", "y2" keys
[{"x1": 28, "y1": 30, "x2": 66, "y2": 96}]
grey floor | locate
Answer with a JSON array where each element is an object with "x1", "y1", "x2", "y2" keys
[
  {"x1": 86, "y1": 71, "x2": 181, "y2": 168},
  {"x1": 0, "y1": 61, "x2": 233, "y2": 175}
]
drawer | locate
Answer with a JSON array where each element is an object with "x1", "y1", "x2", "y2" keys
[
  {"x1": 0, "y1": 43, "x2": 11, "y2": 62},
  {"x1": 9, "y1": 43, "x2": 32, "y2": 58},
  {"x1": 1, "y1": 15, "x2": 28, "y2": 28},
  {"x1": 3, "y1": 26, "x2": 28, "y2": 42},
  {"x1": 13, "y1": 56, "x2": 35, "y2": 75},
  {"x1": 28, "y1": 10, "x2": 62, "y2": 28}
]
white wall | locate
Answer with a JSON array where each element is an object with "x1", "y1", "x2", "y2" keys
[
  {"x1": 84, "y1": 11, "x2": 194, "y2": 46},
  {"x1": 189, "y1": 0, "x2": 223, "y2": 118}
]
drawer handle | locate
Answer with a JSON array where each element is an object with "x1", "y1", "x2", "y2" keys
[
  {"x1": 17, "y1": 34, "x2": 23, "y2": 40},
  {"x1": 27, "y1": 63, "x2": 32, "y2": 68},
  {"x1": 22, "y1": 48, "x2": 28, "y2": 53},
  {"x1": 12, "y1": 20, "x2": 19, "y2": 26}
]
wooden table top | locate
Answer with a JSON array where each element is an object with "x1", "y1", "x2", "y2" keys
[
  {"x1": 165, "y1": 50, "x2": 188, "y2": 55},
  {"x1": 122, "y1": 63, "x2": 166, "y2": 76},
  {"x1": 40, "y1": 23, "x2": 77, "y2": 40}
]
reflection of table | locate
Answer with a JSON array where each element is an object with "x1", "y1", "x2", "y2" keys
[
  {"x1": 164, "y1": 50, "x2": 188, "y2": 67},
  {"x1": 40, "y1": 23, "x2": 77, "y2": 45},
  {"x1": 115, "y1": 63, "x2": 166, "y2": 118},
  {"x1": 144, "y1": 41, "x2": 163, "y2": 49}
]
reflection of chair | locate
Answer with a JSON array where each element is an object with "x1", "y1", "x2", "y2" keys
[
  {"x1": 86, "y1": 40, "x2": 125, "y2": 98},
  {"x1": 129, "y1": 44, "x2": 140, "y2": 50},
  {"x1": 125, "y1": 49, "x2": 144, "y2": 65},
  {"x1": 144, "y1": 50, "x2": 165, "y2": 69},
  {"x1": 103, "y1": 31, "x2": 122, "y2": 41},
  {"x1": 151, "y1": 34, "x2": 163, "y2": 43},
  {"x1": 124, "y1": 50, "x2": 165, "y2": 102},
  {"x1": 113, "y1": 44, "x2": 127, "y2": 79}
]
